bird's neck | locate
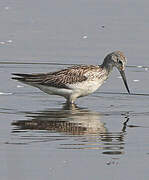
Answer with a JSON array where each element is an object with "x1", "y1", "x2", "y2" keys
[{"x1": 101, "y1": 59, "x2": 114, "y2": 75}]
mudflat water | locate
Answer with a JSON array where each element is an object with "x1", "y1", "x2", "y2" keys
[{"x1": 0, "y1": 0, "x2": 149, "y2": 180}]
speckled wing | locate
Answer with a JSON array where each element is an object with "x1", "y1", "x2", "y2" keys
[
  {"x1": 41, "y1": 65, "x2": 102, "y2": 88},
  {"x1": 12, "y1": 65, "x2": 102, "y2": 89}
]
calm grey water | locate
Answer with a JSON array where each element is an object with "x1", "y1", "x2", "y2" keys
[{"x1": 1, "y1": 0, "x2": 149, "y2": 180}]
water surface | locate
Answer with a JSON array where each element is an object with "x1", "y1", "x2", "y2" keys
[{"x1": 1, "y1": 0, "x2": 149, "y2": 180}]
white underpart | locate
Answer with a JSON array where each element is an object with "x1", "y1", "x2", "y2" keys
[
  {"x1": 67, "y1": 78, "x2": 104, "y2": 97},
  {"x1": 36, "y1": 70, "x2": 107, "y2": 103},
  {"x1": 37, "y1": 85, "x2": 73, "y2": 98}
]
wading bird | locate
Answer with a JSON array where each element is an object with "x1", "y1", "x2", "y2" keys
[{"x1": 12, "y1": 51, "x2": 130, "y2": 104}]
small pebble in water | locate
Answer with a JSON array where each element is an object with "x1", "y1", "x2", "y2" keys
[
  {"x1": 145, "y1": 68, "x2": 148, "y2": 71},
  {"x1": 82, "y1": 35, "x2": 88, "y2": 39},
  {"x1": 49, "y1": 168, "x2": 54, "y2": 174},
  {"x1": 106, "y1": 161, "x2": 111, "y2": 165},
  {"x1": 133, "y1": 79, "x2": 139, "y2": 82},
  {"x1": 63, "y1": 160, "x2": 69, "y2": 164},
  {"x1": 110, "y1": 105, "x2": 114, "y2": 107},
  {"x1": 4, "y1": 6, "x2": 9, "y2": 10},
  {"x1": 137, "y1": 65, "x2": 143, "y2": 68},
  {"x1": 17, "y1": 85, "x2": 24, "y2": 88},
  {"x1": 0, "y1": 92, "x2": 12, "y2": 95},
  {"x1": 0, "y1": 42, "x2": 5, "y2": 45},
  {"x1": 7, "y1": 40, "x2": 13, "y2": 43},
  {"x1": 117, "y1": 76, "x2": 122, "y2": 79}
]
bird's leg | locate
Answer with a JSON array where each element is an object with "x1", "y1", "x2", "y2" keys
[
  {"x1": 66, "y1": 94, "x2": 78, "y2": 105},
  {"x1": 66, "y1": 98, "x2": 74, "y2": 105}
]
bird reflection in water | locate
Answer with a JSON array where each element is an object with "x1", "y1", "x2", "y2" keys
[{"x1": 12, "y1": 104, "x2": 129, "y2": 154}]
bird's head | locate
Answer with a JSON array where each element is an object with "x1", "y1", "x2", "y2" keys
[
  {"x1": 111, "y1": 51, "x2": 127, "y2": 71},
  {"x1": 103, "y1": 51, "x2": 130, "y2": 94}
]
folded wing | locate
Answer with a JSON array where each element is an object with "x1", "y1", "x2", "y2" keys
[{"x1": 12, "y1": 65, "x2": 101, "y2": 89}]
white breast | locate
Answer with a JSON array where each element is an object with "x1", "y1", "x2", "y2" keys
[{"x1": 67, "y1": 78, "x2": 105, "y2": 97}]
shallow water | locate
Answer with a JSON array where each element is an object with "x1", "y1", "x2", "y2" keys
[
  {"x1": 1, "y1": 0, "x2": 149, "y2": 180},
  {"x1": 1, "y1": 62, "x2": 149, "y2": 180}
]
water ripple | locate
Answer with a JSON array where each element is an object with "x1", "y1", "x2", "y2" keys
[{"x1": 11, "y1": 104, "x2": 129, "y2": 154}]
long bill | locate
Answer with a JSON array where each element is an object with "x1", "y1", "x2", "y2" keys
[{"x1": 119, "y1": 70, "x2": 130, "y2": 94}]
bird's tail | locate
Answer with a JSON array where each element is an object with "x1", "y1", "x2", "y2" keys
[{"x1": 12, "y1": 73, "x2": 46, "y2": 85}]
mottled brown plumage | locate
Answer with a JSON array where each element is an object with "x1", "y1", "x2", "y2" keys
[
  {"x1": 12, "y1": 51, "x2": 130, "y2": 104},
  {"x1": 12, "y1": 65, "x2": 102, "y2": 89}
]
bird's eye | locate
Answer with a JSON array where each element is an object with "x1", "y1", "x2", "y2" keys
[{"x1": 118, "y1": 60, "x2": 123, "y2": 65}]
